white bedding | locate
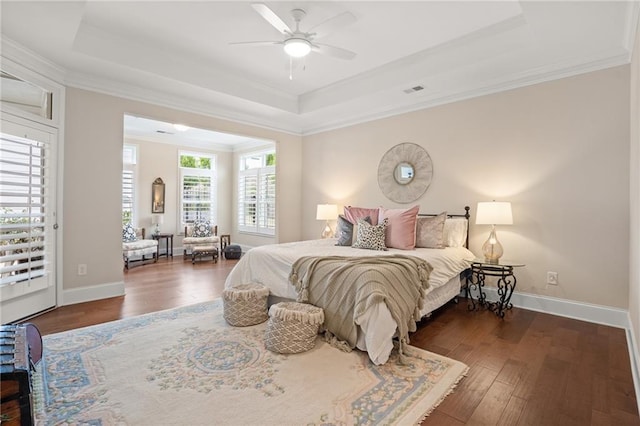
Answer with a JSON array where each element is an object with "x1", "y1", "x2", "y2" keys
[{"x1": 224, "y1": 238, "x2": 474, "y2": 364}]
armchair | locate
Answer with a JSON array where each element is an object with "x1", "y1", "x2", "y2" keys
[
  {"x1": 122, "y1": 227, "x2": 158, "y2": 269},
  {"x1": 183, "y1": 223, "x2": 220, "y2": 256}
]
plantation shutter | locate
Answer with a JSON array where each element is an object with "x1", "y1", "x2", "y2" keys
[
  {"x1": 122, "y1": 169, "x2": 134, "y2": 224},
  {"x1": 257, "y1": 167, "x2": 276, "y2": 234},
  {"x1": 238, "y1": 172, "x2": 258, "y2": 229},
  {"x1": 122, "y1": 144, "x2": 136, "y2": 225},
  {"x1": 181, "y1": 174, "x2": 212, "y2": 223},
  {"x1": 0, "y1": 132, "x2": 51, "y2": 289},
  {"x1": 238, "y1": 165, "x2": 275, "y2": 235}
]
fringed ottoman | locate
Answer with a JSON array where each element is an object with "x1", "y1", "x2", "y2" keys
[
  {"x1": 265, "y1": 302, "x2": 325, "y2": 354},
  {"x1": 222, "y1": 284, "x2": 270, "y2": 327}
]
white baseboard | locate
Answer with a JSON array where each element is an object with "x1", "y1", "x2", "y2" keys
[
  {"x1": 627, "y1": 318, "x2": 640, "y2": 415},
  {"x1": 63, "y1": 281, "x2": 125, "y2": 306},
  {"x1": 477, "y1": 287, "x2": 629, "y2": 329}
]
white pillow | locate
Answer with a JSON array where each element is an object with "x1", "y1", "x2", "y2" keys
[{"x1": 443, "y1": 218, "x2": 468, "y2": 247}]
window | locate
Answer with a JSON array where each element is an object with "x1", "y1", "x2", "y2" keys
[
  {"x1": 179, "y1": 151, "x2": 216, "y2": 226},
  {"x1": 122, "y1": 144, "x2": 137, "y2": 225},
  {"x1": 238, "y1": 150, "x2": 275, "y2": 235},
  {"x1": 0, "y1": 131, "x2": 50, "y2": 287}
]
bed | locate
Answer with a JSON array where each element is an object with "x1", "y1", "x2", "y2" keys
[{"x1": 224, "y1": 208, "x2": 474, "y2": 365}]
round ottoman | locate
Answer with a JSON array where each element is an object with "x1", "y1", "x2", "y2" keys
[
  {"x1": 265, "y1": 302, "x2": 325, "y2": 354},
  {"x1": 222, "y1": 284, "x2": 270, "y2": 327}
]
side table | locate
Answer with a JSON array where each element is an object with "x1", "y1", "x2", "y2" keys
[
  {"x1": 220, "y1": 234, "x2": 230, "y2": 255},
  {"x1": 152, "y1": 233, "x2": 174, "y2": 258},
  {"x1": 467, "y1": 259, "x2": 524, "y2": 318}
]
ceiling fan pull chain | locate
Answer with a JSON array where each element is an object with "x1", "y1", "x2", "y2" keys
[{"x1": 289, "y1": 57, "x2": 293, "y2": 80}]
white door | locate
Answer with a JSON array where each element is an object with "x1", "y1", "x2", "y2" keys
[{"x1": 0, "y1": 117, "x2": 57, "y2": 323}]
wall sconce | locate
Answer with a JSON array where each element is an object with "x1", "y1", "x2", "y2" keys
[
  {"x1": 476, "y1": 201, "x2": 513, "y2": 264},
  {"x1": 316, "y1": 204, "x2": 338, "y2": 239}
]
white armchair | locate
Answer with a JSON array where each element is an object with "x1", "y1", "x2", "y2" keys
[
  {"x1": 183, "y1": 223, "x2": 219, "y2": 256},
  {"x1": 122, "y1": 227, "x2": 158, "y2": 269}
]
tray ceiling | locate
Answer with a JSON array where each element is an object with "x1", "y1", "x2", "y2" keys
[{"x1": 1, "y1": 1, "x2": 637, "y2": 135}]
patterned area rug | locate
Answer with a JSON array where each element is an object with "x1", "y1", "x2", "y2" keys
[{"x1": 34, "y1": 299, "x2": 468, "y2": 425}]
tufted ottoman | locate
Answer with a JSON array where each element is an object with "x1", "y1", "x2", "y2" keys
[
  {"x1": 192, "y1": 245, "x2": 218, "y2": 264},
  {"x1": 265, "y1": 302, "x2": 325, "y2": 354},
  {"x1": 222, "y1": 284, "x2": 270, "y2": 327}
]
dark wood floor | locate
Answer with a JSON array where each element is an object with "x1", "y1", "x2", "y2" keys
[{"x1": 29, "y1": 256, "x2": 639, "y2": 425}]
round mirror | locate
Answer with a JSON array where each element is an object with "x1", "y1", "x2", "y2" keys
[
  {"x1": 377, "y1": 143, "x2": 433, "y2": 204},
  {"x1": 394, "y1": 162, "x2": 414, "y2": 185}
]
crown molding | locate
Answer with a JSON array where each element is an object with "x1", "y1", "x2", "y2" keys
[
  {"x1": 624, "y1": 0, "x2": 640, "y2": 62},
  {"x1": 65, "y1": 71, "x2": 304, "y2": 136},
  {"x1": 0, "y1": 36, "x2": 66, "y2": 84}
]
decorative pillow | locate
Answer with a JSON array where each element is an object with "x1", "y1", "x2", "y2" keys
[
  {"x1": 353, "y1": 218, "x2": 388, "y2": 251},
  {"x1": 344, "y1": 206, "x2": 379, "y2": 226},
  {"x1": 415, "y1": 212, "x2": 447, "y2": 248},
  {"x1": 443, "y1": 218, "x2": 468, "y2": 247},
  {"x1": 378, "y1": 205, "x2": 419, "y2": 250},
  {"x1": 335, "y1": 215, "x2": 370, "y2": 246},
  {"x1": 193, "y1": 221, "x2": 212, "y2": 237},
  {"x1": 122, "y1": 223, "x2": 137, "y2": 242}
]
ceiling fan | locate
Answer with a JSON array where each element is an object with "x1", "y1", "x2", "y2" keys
[{"x1": 231, "y1": 3, "x2": 357, "y2": 61}]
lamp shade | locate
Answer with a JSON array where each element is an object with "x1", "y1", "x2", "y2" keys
[
  {"x1": 476, "y1": 202, "x2": 513, "y2": 225},
  {"x1": 152, "y1": 214, "x2": 164, "y2": 225},
  {"x1": 316, "y1": 204, "x2": 337, "y2": 221}
]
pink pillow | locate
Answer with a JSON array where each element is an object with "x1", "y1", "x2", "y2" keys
[
  {"x1": 378, "y1": 205, "x2": 419, "y2": 250},
  {"x1": 344, "y1": 206, "x2": 379, "y2": 226}
]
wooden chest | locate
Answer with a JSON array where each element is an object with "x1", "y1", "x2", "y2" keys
[{"x1": 0, "y1": 324, "x2": 41, "y2": 426}]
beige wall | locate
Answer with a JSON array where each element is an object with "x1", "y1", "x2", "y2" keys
[
  {"x1": 630, "y1": 19, "x2": 640, "y2": 366},
  {"x1": 303, "y1": 66, "x2": 630, "y2": 309},
  {"x1": 63, "y1": 88, "x2": 302, "y2": 293}
]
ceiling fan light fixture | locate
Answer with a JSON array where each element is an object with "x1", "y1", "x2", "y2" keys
[{"x1": 284, "y1": 38, "x2": 311, "y2": 58}]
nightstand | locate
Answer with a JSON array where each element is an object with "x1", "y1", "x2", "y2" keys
[{"x1": 467, "y1": 259, "x2": 524, "y2": 318}]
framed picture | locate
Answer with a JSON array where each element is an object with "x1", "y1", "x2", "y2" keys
[{"x1": 152, "y1": 178, "x2": 165, "y2": 214}]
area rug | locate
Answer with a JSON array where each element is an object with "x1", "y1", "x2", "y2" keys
[{"x1": 34, "y1": 299, "x2": 468, "y2": 425}]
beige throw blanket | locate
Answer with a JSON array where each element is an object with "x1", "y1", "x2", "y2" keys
[{"x1": 289, "y1": 255, "x2": 433, "y2": 360}]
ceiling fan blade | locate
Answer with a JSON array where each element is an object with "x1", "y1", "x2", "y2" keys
[
  {"x1": 229, "y1": 40, "x2": 283, "y2": 46},
  {"x1": 251, "y1": 3, "x2": 292, "y2": 35},
  {"x1": 312, "y1": 43, "x2": 356, "y2": 60},
  {"x1": 308, "y1": 11, "x2": 356, "y2": 39}
]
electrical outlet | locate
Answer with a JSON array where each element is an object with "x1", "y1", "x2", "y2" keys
[
  {"x1": 78, "y1": 264, "x2": 87, "y2": 276},
  {"x1": 547, "y1": 271, "x2": 558, "y2": 285}
]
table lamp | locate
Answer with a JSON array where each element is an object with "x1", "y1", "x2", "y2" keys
[
  {"x1": 152, "y1": 214, "x2": 164, "y2": 236},
  {"x1": 316, "y1": 204, "x2": 337, "y2": 239},
  {"x1": 475, "y1": 201, "x2": 512, "y2": 264}
]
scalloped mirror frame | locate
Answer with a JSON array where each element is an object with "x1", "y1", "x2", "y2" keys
[{"x1": 377, "y1": 143, "x2": 433, "y2": 203}]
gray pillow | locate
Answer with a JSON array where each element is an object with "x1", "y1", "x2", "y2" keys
[
  {"x1": 415, "y1": 212, "x2": 447, "y2": 248},
  {"x1": 335, "y1": 215, "x2": 370, "y2": 246}
]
